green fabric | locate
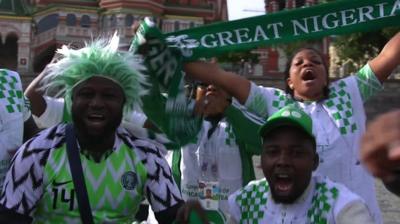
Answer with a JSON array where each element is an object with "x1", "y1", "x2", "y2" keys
[
  {"x1": 355, "y1": 64, "x2": 384, "y2": 102},
  {"x1": 34, "y1": 144, "x2": 147, "y2": 223},
  {"x1": 171, "y1": 210, "x2": 226, "y2": 224},
  {"x1": 235, "y1": 179, "x2": 269, "y2": 224},
  {"x1": 205, "y1": 210, "x2": 226, "y2": 223},
  {"x1": 271, "y1": 89, "x2": 295, "y2": 111},
  {"x1": 140, "y1": 74, "x2": 200, "y2": 146},
  {"x1": 189, "y1": 211, "x2": 203, "y2": 224},
  {"x1": 62, "y1": 101, "x2": 71, "y2": 123},
  {"x1": 131, "y1": 19, "x2": 201, "y2": 146},
  {"x1": 259, "y1": 104, "x2": 314, "y2": 138},
  {"x1": 0, "y1": 69, "x2": 23, "y2": 114},
  {"x1": 307, "y1": 182, "x2": 339, "y2": 224},
  {"x1": 225, "y1": 105, "x2": 262, "y2": 150},
  {"x1": 225, "y1": 105, "x2": 262, "y2": 186},
  {"x1": 171, "y1": 149, "x2": 182, "y2": 189},
  {"x1": 164, "y1": 0, "x2": 400, "y2": 60},
  {"x1": 235, "y1": 178, "x2": 339, "y2": 224},
  {"x1": 237, "y1": 142, "x2": 256, "y2": 187},
  {"x1": 325, "y1": 80, "x2": 357, "y2": 135}
]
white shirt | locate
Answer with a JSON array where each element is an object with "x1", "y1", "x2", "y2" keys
[
  {"x1": 0, "y1": 69, "x2": 31, "y2": 189},
  {"x1": 228, "y1": 175, "x2": 375, "y2": 224},
  {"x1": 180, "y1": 118, "x2": 243, "y2": 219}
]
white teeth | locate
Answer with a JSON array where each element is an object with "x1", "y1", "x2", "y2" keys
[
  {"x1": 277, "y1": 184, "x2": 291, "y2": 191},
  {"x1": 277, "y1": 174, "x2": 289, "y2": 178}
]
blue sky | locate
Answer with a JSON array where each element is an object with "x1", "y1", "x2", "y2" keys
[{"x1": 227, "y1": 0, "x2": 266, "y2": 21}]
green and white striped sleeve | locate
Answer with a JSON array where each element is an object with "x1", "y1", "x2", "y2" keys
[{"x1": 355, "y1": 64, "x2": 384, "y2": 102}]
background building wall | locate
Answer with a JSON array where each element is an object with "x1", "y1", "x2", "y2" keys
[{"x1": 0, "y1": 0, "x2": 227, "y2": 84}]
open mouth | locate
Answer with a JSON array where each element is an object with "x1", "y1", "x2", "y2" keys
[
  {"x1": 86, "y1": 113, "x2": 106, "y2": 124},
  {"x1": 205, "y1": 91, "x2": 218, "y2": 98},
  {"x1": 301, "y1": 70, "x2": 316, "y2": 81},
  {"x1": 274, "y1": 173, "x2": 294, "y2": 193}
]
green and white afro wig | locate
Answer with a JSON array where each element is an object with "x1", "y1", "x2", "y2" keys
[{"x1": 42, "y1": 33, "x2": 147, "y2": 116}]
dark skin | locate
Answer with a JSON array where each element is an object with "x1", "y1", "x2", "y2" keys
[
  {"x1": 286, "y1": 49, "x2": 328, "y2": 101},
  {"x1": 194, "y1": 84, "x2": 231, "y2": 120},
  {"x1": 71, "y1": 76, "x2": 207, "y2": 223},
  {"x1": 175, "y1": 200, "x2": 209, "y2": 224},
  {"x1": 361, "y1": 110, "x2": 400, "y2": 196},
  {"x1": 71, "y1": 76, "x2": 125, "y2": 159},
  {"x1": 192, "y1": 84, "x2": 232, "y2": 141},
  {"x1": 261, "y1": 126, "x2": 318, "y2": 203}
]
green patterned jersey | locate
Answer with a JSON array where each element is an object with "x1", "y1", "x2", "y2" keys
[
  {"x1": 0, "y1": 124, "x2": 182, "y2": 223},
  {"x1": 0, "y1": 69, "x2": 32, "y2": 189},
  {"x1": 228, "y1": 176, "x2": 369, "y2": 224}
]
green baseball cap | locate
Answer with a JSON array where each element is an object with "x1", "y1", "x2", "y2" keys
[{"x1": 259, "y1": 105, "x2": 314, "y2": 138}]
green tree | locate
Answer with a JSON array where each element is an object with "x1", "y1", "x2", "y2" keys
[{"x1": 332, "y1": 27, "x2": 400, "y2": 67}]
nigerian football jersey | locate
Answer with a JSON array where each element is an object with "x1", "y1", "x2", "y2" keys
[
  {"x1": 241, "y1": 64, "x2": 383, "y2": 223},
  {"x1": 0, "y1": 124, "x2": 182, "y2": 223}
]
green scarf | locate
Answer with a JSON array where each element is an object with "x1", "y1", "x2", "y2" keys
[
  {"x1": 165, "y1": 0, "x2": 400, "y2": 60},
  {"x1": 130, "y1": 18, "x2": 201, "y2": 145}
]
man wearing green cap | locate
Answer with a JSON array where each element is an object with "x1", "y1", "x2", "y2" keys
[{"x1": 228, "y1": 105, "x2": 374, "y2": 224}]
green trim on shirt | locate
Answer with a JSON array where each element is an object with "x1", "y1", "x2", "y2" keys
[
  {"x1": 355, "y1": 64, "x2": 383, "y2": 102},
  {"x1": 225, "y1": 105, "x2": 263, "y2": 186}
]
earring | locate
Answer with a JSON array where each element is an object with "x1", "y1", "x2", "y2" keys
[{"x1": 289, "y1": 84, "x2": 294, "y2": 89}]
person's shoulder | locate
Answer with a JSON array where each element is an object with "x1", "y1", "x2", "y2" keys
[
  {"x1": 0, "y1": 69, "x2": 22, "y2": 85},
  {"x1": 230, "y1": 178, "x2": 269, "y2": 208},
  {"x1": 116, "y1": 127, "x2": 167, "y2": 159},
  {"x1": 314, "y1": 175, "x2": 363, "y2": 204},
  {"x1": 10, "y1": 124, "x2": 66, "y2": 175},
  {"x1": 241, "y1": 178, "x2": 269, "y2": 193},
  {"x1": 329, "y1": 64, "x2": 373, "y2": 87},
  {"x1": 317, "y1": 176, "x2": 353, "y2": 191},
  {"x1": 24, "y1": 123, "x2": 67, "y2": 152},
  {"x1": 0, "y1": 68, "x2": 20, "y2": 76},
  {"x1": 314, "y1": 176, "x2": 373, "y2": 223}
]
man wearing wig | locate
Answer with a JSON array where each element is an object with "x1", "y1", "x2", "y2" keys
[{"x1": 0, "y1": 35, "x2": 202, "y2": 223}]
